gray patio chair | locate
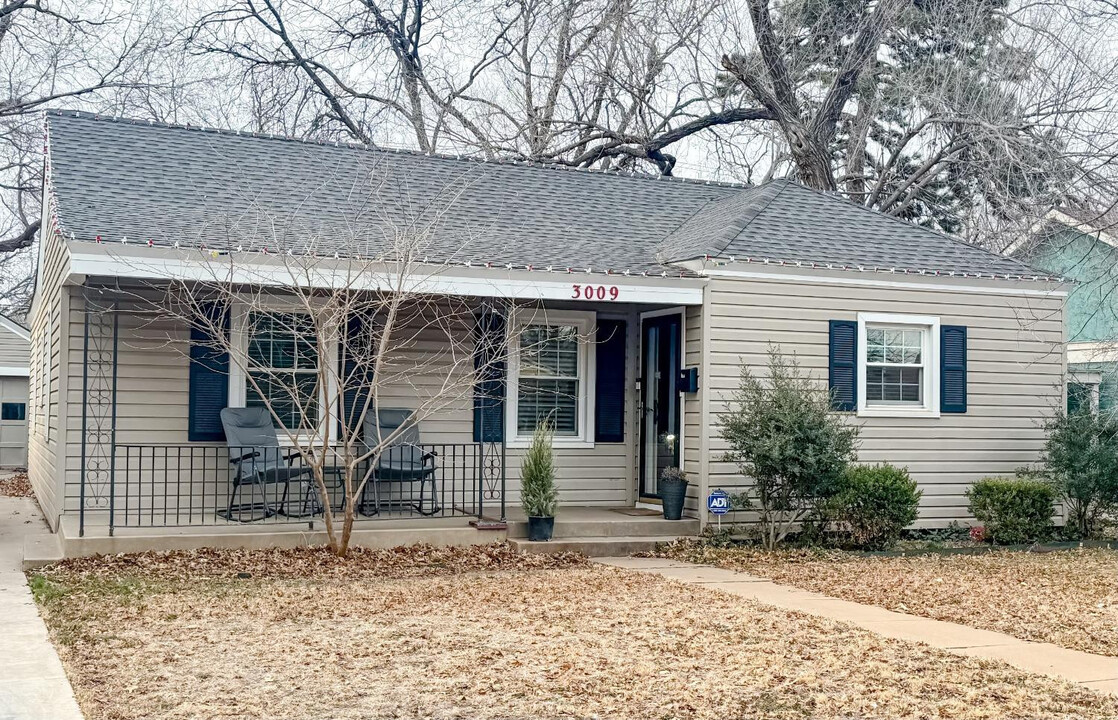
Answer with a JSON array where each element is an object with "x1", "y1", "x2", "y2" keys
[
  {"x1": 359, "y1": 408, "x2": 439, "y2": 516},
  {"x1": 219, "y1": 407, "x2": 316, "y2": 521}
]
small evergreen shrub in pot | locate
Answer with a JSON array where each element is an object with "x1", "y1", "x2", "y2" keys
[
  {"x1": 659, "y1": 467, "x2": 688, "y2": 520},
  {"x1": 831, "y1": 464, "x2": 921, "y2": 549},
  {"x1": 966, "y1": 476, "x2": 1055, "y2": 545},
  {"x1": 520, "y1": 423, "x2": 558, "y2": 541}
]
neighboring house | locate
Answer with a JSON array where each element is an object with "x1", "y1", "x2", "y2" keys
[
  {"x1": 28, "y1": 110, "x2": 1067, "y2": 555},
  {"x1": 1014, "y1": 207, "x2": 1118, "y2": 412},
  {"x1": 0, "y1": 313, "x2": 29, "y2": 468}
]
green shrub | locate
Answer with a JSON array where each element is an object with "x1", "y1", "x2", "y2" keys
[
  {"x1": 830, "y1": 464, "x2": 921, "y2": 549},
  {"x1": 718, "y1": 346, "x2": 860, "y2": 549},
  {"x1": 966, "y1": 476, "x2": 1055, "y2": 544},
  {"x1": 520, "y1": 422, "x2": 558, "y2": 517},
  {"x1": 1043, "y1": 410, "x2": 1118, "y2": 538}
]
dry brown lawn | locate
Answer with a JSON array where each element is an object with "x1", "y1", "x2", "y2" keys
[
  {"x1": 661, "y1": 542, "x2": 1118, "y2": 658},
  {"x1": 30, "y1": 544, "x2": 1118, "y2": 720}
]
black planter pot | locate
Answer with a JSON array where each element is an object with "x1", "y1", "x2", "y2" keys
[
  {"x1": 660, "y1": 479, "x2": 688, "y2": 520},
  {"x1": 527, "y1": 516, "x2": 555, "y2": 541}
]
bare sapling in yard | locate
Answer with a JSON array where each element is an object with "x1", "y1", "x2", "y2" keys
[
  {"x1": 718, "y1": 345, "x2": 860, "y2": 550},
  {"x1": 164, "y1": 257, "x2": 490, "y2": 555}
]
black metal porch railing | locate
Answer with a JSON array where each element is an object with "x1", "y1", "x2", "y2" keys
[{"x1": 85, "y1": 443, "x2": 503, "y2": 534}]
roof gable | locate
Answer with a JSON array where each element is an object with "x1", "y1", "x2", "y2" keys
[{"x1": 662, "y1": 180, "x2": 1046, "y2": 278}]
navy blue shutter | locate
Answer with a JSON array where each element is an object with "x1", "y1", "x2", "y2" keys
[
  {"x1": 188, "y1": 303, "x2": 229, "y2": 441},
  {"x1": 338, "y1": 313, "x2": 374, "y2": 438},
  {"x1": 473, "y1": 311, "x2": 506, "y2": 442},
  {"x1": 828, "y1": 320, "x2": 857, "y2": 411},
  {"x1": 594, "y1": 319, "x2": 627, "y2": 443},
  {"x1": 940, "y1": 325, "x2": 968, "y2": 413}
]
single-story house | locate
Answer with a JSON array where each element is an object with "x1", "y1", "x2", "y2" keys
[
  {"x1": 0, "y1": 313, "x2": 29, "y2": 468},
  {"x1": 28, "y1": 110, "x2": 1067, "y2": 556},
  {"x1": 1012, "y1": 206, "x2": 1118, "y2": 412}
]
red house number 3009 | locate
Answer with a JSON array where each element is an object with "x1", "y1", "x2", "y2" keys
[{"x1": 571, "y1": 284, "x2": 620, "y2": 301}]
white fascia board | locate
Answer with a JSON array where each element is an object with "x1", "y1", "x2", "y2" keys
[
  {"x1": 683, "y1": 260, "x2": 1067, "y2": 298},
  {"x1": 1068, "y1": 342, "x2": 1118, "y2": 365},
  {"x1": 1007, "y1": 209, "x2": 1118, "y2": 256},
  {"x1": 0, "y1": 365, "x2": 29, "y2": 376},
  {"x1": 0, "y1": 314, "x2": 30, "y2": 341},
  {"x1": 65, "y1": 246, "x2": 707, "y2": 306}
]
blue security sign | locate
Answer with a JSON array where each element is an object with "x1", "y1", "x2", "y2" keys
[{"x1": 707, "y1": 489, "x2": 731, "y2": 515}]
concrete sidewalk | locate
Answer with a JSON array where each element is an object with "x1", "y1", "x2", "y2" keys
[
  {"x1": 596, "y1": 556, "x2": 1118, "y2": 695},
  {"x1": 0, "y1": 494, "x2": 83, "y2": 720}
]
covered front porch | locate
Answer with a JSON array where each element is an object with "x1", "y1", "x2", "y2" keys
[{"x1": 60, "y1": 255, "x2": 705, "y2": 550}]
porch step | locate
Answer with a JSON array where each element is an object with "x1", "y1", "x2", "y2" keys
[
  {"x1": 509, "y1": 535, "x2": 686, "y2": 557},
  {"x1": 506, "y1": 516, "x2": 699, "y2": 539},
  {"x1": 22, "y1": 532, "x2": 64, "y2": 571}
]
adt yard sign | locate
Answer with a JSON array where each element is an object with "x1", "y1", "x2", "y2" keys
[{"x1": 707, "y1": 489, "x2": 730, "y2": 515}]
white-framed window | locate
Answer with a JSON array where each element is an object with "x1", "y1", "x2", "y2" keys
[
  {"x1": 857, "y1": 313, "x2": 940, "y2": 418},
  {"x1": 229, "y1": 302, "x2": 334, "y2": 437},
  {"x1": 1068, "y1": 373, "x2": 1101, "y2": 414},
  {"x1": 507, "y1": 309, "x2": 596, "y2": 448}
]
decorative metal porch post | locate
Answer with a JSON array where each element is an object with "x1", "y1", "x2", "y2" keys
[
  {"x1": 78, "y1": 289, "x2": 119, "y2": 537},
  {"x1": 478, "y1": 297, "x2": 508, "y2": 522}
]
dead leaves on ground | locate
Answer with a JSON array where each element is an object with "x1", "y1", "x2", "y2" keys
[
  {"x1": 0, "y1": 470, "x2": 32, "y2": 497},
  {"x1": 661, "y1": 541, "x2": 1118, "y2": 657},
  {"x1": 31, "y1": 545, "x2": 1118, "y2": 720}
]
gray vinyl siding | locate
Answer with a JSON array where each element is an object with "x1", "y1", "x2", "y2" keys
[
  {"x1": 61, "y1": 289, "x2": 644, "y2": 522},
  {"x1": 26, "y1": 205, "x2": 69, "y2": 528},
  {"x1": 680, "y1": 304, "x2": 704, "y2": 515},
  {"x1": 696, "y1": 271, "x2": 1066, "y2": 529},
  {"x1": 0, "y1": 323, "x2": 29, "y2": 365}
]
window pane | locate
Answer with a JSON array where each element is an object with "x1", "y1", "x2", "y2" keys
[
  {"x1": 868, "y1": 325, "x2": 924, "y2": 367},
  {"x1": 866, "y1": 366, "x2": 884, "y2": 401},
  {"x1": 865, "y1": 324, "x2": 926, "y2": 404},
  {"x1": 247, "y1": 371, "x2": 319, "y2": 430},
  {"x1": 865, "y1": 365, "x2": 923, "y2": 406},
  {"x1": 0, "y1": 403, "x2": 25, "y2": 420},
  {"x1": 249, "y1": 312, "x2": 316, "y2": 371},
  {"x1": 520, "y1": 325, "x2": 578, "y2": 378},
  {"x1": 517, "y1": 378, "x2": 578, "y2": 435},
  {"x1": 246, "y1": 311, "x2": 319, "y2": 429},
  {"x1": 1068, "y1": 383, "x2": 1093, "y2": 415}
]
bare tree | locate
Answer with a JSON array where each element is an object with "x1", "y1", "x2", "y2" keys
[
  {"x1": 716, "y1": 0, "x2": 1118, "y2": 244},
  {"x1": 0, "y1": 0, "x2": 181, "y2": 312},
  {"x1": 187, "y1": 0, "x2": 773, "y2": 174}
]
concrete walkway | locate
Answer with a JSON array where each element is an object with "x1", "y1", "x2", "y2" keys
[
  {"x1": 0, "y1": 493, "x2": 84, "y2": 720},
  {"x1": 597, "y1": 556, "x2": 1118, "y2": 695}
]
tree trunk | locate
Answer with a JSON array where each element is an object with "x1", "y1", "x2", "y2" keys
[
  {"x1": 785, "y1": 123, "x2": 836, "y2": 191},
  {"x1": 338, "y1": 495, "x2": 357, "y2": 556}
]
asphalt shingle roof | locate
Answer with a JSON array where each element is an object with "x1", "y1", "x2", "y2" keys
[
  {"x1": 46, "y1": 111, "x2": 737, "y2": 274},
  {"x1": 45, "y1": 111, "x2": 1051, "y2": 280},
  {"x1": 661, "y1": 180, "x2": 1047, "y2": 278}
]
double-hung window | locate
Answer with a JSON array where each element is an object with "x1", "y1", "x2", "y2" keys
[
  {"x1": 242, "y1": 311, "x2": 321, "y2": 431},
  {"x1": 857, "y1": 313, "x2": 939, "y2": 417},
  {"x1": 508, "y1": 310, "x2": 595, "y2": 447}
]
